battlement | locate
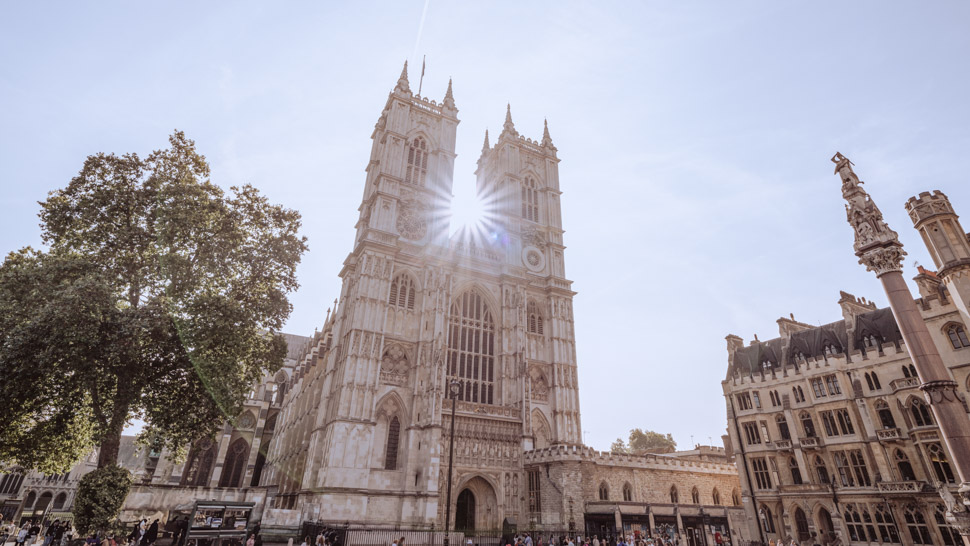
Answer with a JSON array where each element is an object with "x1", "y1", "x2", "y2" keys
[
  {"x1": 523, "y1": 445, "x2": 738, "y2": 474},
  {"x1": 906, "y1": 190, "x2": 955, "y2": 225}
]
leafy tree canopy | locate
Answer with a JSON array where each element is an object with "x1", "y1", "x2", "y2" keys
[
  {"x1": 0, "y1": 131, "x2": 307, "y2": 472},
  {"x1": 610, "y1": 428, "x2": 677, "y2": 454}
]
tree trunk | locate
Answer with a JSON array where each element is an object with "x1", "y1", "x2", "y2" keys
[{"x1": 97, "y1": 410, "x2": 127, "y2": 468}]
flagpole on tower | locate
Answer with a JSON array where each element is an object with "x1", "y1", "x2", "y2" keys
[{"x1": 418, "y1": 55, "x2": 426, "y2": 97}]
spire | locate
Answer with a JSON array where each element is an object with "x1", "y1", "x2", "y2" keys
[
  {"x1": 443, "y1": 78, "x2": 455, "y2": 110},
  {"x1": 832, "y1": 152, "x2": 906, "y2": 277},
  {"x1": 501, "y1": 103, "x2": 518, "y2": 138},
  {"x1": 482, "y1": 129, "x2": 490, "y2": 153},
  {"x1": 395, "y1": 60, "x2": 411, "y2": 94},
  {"x1": 541, "y1": 118, "x2": 556, "y2": 150}
]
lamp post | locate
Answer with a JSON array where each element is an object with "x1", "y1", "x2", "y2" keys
[{"x1": 444, "y1": 379, "x2": 460, "y2": 546}]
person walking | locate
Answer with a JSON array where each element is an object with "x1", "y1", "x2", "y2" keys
[{"x1": 144, "y1": 521, "x2": 158, "y2": 546}]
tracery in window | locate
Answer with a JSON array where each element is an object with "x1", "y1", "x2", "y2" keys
[
  {"x1": 789, "y1": 457, "x2": 802, "y2": 485},
  {"x1": 904, "y1": 507, "x2": 933, "y2": 545},
  {"x1": 388, "y1": 274, "x2": 417, "y2": 310},
  {"x1": 622, "y1": 482, "x2": 632, "y2": 502},
  {"x1": 928, "y1": 443, "x2": 956, "y2": 483},
  {"x1": 731, "y1": 489, "x2": 740, "y2": 506},
  {"x1": 599, "y1": 482, "x2": 609, "y2": 501},
  {"x1": 181, "y1": 439, "x2": 216, "y2": 486},
  {"x1": 522, "y1": 176, "x2": 539, "y2": 222},
  {"x1": 405, "y1": 137, "x2": 429, "y2": 186},
  {"x1": 910, "y1": 398, "x2": 933, "y2": 427},
  {"x1": 690, "y1": 487, "x2": 700, "y2": 504},
  {"x1": 219, "y1": 438, "x2": 250, "y2": 488},
  {"x1": 800, "y1": 411, "x2": 817, "y2": 438},
  {"x1": 527, "y1": 300, "x2": 544, "y2": 335},
  {"x1": 814, "y1": 455, "x2": 830, "y2": 485},
  {"x1": 936, "y1": 504, "x2": 961, "y2": 545},
  {"x1": 876, "y1": 399, "x2": 896, "y2": 429},
  {"x1": 712, "y1": 488, "x2": 721, "y2": 505},
  {"x1": 447, "y1": 290, "x2": 495, "y2": 404},
  {"x1": 946, "y1": 323, "x2": 970, "y2": 349},
  {"x1": 895, "y1": 449, "x2": 917, "y2": 481}
]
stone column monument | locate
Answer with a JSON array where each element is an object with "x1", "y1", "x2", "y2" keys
[{"x1": 832, "y1": 152, "x2": 970, "y2": 544}]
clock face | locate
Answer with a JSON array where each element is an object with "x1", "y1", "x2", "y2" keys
[{"x1": 522, "y1": 245, "x2": 545, "y2": 272}]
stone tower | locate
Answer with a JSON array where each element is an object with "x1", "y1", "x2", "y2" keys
[
  {"x1": 263, "y1": 64, "x2": 582, "y2": 530},
  {"x1": 906, "y1": 190, "x2": 970, "y2": 322}
]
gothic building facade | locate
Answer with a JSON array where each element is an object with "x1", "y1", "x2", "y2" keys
[
  {"x1": 259, "y1": 63, "x2": 582, "y2": 530},
  {"x1": 723, "y1": 190, "x2": 970, "y2": 545}
]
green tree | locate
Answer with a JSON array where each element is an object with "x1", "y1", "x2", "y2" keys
[
  {"x1": 0, "y1": 131, "x2": 308, "y2": 474},
  {"x1": 72, "y1": 465, "x2": 132, "y2": 534},
  {"x1": 610, "y1": 438, "x2": 629, "y2": 454},
  {"x1": 628, "y1": 428, "x2": 677, "y2": 454}
]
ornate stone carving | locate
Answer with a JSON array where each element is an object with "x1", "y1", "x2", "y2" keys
[
  {"x1": 522, "y1": 245, "x2": 545, "y2": 272},
  {"x1": 833, "y1": 152, "x2": 906, "y2": 276},
  {"x1": 396, "y1": 199, "x2": 428, "y2": 240},
  {"x1": 237, "y1": 411, "x2": 256, "y2": 430},
  {"x1": 531, "y1": 375, "x2": 549, "y2": 402},
  {"x1": 380, "y1": 344, "x2": 410, "y2": 386},
  {"x1": 522, "y1": 227, "x2": 547, "y2": 249}
]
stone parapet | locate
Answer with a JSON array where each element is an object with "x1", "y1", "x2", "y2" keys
[{"x1": 523, "y1": 445, "x2": 738, "y2": 474}]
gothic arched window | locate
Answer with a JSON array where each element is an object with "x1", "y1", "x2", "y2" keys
[
  {"x1": 52, "y1": 493, "x2": 67, "y2": 510},
  {"x1": 731, "y1": 489, "x2": 740, "y2": 506},
  {"x1": 622, "y1": 482, "x2": 632, "y2": 502},
  {"x1": 876, "y1": 399, "x2": 896, "y2": 429},
  {"x1": 691, "y1": 487, "x2": 700, "y2": 504},
  {"x1": 522, "y1": 176, "x2": 539, "y2": 222},
  {"x1": 527, "y1": 300, "x2": 544, "y2": 334},
  {"x1": 759, "y1": 505, "x2": 776, "y2": 534},
  {"x1": 910, "y1": 398, "x2": 933, "y2": 427},
  {"x1": 904, "y1": 507, "x2": 933, "y2": 545},
  {"x1": 388, "y1": 274, "x2": 417, "y2": 310},
  {"x1": 870, "y1": 372, "x2": 882, "y2": 390},
  {"x1": 800, "y1": 411, "x2": 816, "y2": 438},
  {"x1": 814, "y1": 456, "x2": 830, "y2": 485},
  {"x1": 599, "y1": 482, "x2": 609, "y2": 501},
  {"x1": 181, "y1": 439, "x2": 216, "y2": 486},
  {"x1": 219, "y1": 438, "x2": 250, "y2": 488},
  {"x1": 405, "y1": 137, "x2": 429, "y2": 186},
  {"x1": 776, "y1": 414, "x2": 790, "y2": 440},
  {"x1": 935, "y1": 504, "x2": 962, "y2": 546},
  {"x1": 946, "y1": 324, "x2": 970, "y2": 349},
  {"x1": 385, "y1": 416, "x2": 401, "y2": 470},
  {"x1": 669, "y1": 485, "x2": 678, "y2": 504},
  {"x1": 447, "y1": 290, "x2": 495, "y2": 404},
  {"x1": 895, "y1": 449, "x2": 917, "y2": 481},
  {"x1": 928, "y1": 443, "x2": 956, "y2": 483},
  {"x1": 712, "y1": 488, "x2": 721, "y2": 505},
  {"x1": 789, "y1": 457, "x2": 803, "y2": 485}
]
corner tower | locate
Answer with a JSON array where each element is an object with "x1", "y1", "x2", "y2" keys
[{"x1": 907, "y1": 190, "x2": 970, "y2": 322}]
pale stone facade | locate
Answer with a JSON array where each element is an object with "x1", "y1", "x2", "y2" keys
[
  {"x1": 260, "y1": 63, "x2": 582, "y2": 530},
  {"x1": 722, "y1": 189, "x2": 970, "y2": 545}
]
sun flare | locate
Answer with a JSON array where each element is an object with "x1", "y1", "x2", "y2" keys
[{"x1": 449, "y1": 189, "x2": 488, "y2": 235}]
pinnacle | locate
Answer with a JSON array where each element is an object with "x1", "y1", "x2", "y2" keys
[
  {"x1": 482, "y1": 129, "x2": 490, "y2": 152},
  {"x1": 542, "y1": 118, "x2": 556, "y2": 149},
  {"x1": 502, "y1": 103, "x2": 518, "y2": 138},
  {"x1": 443, "y1": 78, "x2": 455, "y2": 109},
  {"x1": 395, "y1": 60, "x2": 411, "y2": 94}
]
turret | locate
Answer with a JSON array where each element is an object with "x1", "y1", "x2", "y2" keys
[{"x1": 907, "y1": 190, "x2": 970, "y2": 320}]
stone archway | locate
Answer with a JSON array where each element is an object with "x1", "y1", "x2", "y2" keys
[
  {"x1": 456, "y1": 489, "x2": 476, "y2": 531},
  {"x1": 816, "y1": 506, "x2": 834, "y2": 544},
  {"x1": 455, "y1": 476, "x2": 499, "y2": 531}
]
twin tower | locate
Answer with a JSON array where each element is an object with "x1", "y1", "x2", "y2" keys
[{"x1": 262, "y1": 62, "x2": 583, "y2": 530}]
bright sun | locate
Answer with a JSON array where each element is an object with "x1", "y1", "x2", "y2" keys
[{"x1": 449, "y1": 188, "x2": 488, "y2": 235}]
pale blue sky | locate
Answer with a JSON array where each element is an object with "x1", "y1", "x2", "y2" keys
[{"x1": 3, "y1": 2, "x2": 970, "y2": 452}]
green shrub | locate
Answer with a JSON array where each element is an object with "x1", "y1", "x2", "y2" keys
[{"x1": 72, "y1": 465, "x2": 132, "y2": 535}]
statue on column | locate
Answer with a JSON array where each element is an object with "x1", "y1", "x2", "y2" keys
[{"x1": 832, "y1": 152, "x2": 907, "y2": 276}]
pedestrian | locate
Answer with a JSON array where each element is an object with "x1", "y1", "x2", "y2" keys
[
  {"x1": 300, "y1": 536, "x2": 309, "y2": 546},
  {"x1": 246, "y1": 535, "x2": 255, "y2": 546},
  {"x1": 144, "y1": 521, "x2": 158, "y2": 546},
  {"x1": 28, "y1": 522, "x2": 40, "y2": 546}
]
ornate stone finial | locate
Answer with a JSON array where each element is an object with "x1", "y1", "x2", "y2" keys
[
  {"x1": 443, "y1": 78, "x2": 455, "y2": 110},
  {"x1": 541, "y1": 118, "x2": 556, "y2": 150},
  {"x1": 833, "y1": 152, "x2": 907, "y2": 277},
  {"x1": 482, "y1": 129, "x2": 490, "y2": 153},
  {"x1": 395, "y1": 60, "x2": 411, "y2": 95},
  {"x1": 501, "y1": 103, "x2": 518, "y2": 138}
]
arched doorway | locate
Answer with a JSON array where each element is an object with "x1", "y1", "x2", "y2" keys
[
  {"x1": 793, "y1": 507, "x2": 811, "y2": 542},
  {"x1": 456, "y1": 489, "x2": 476, "y2": 531},
  {"x1": 817, "y1": 507, "x2": 834, "y2": 543},
  {"x1": 453, "y1": 476, "x2": 499, "y2": 531}
]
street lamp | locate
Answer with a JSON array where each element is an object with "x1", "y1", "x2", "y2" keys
[{"x1": 444, "y1": 379, "x2": 461, "y2": 546}]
